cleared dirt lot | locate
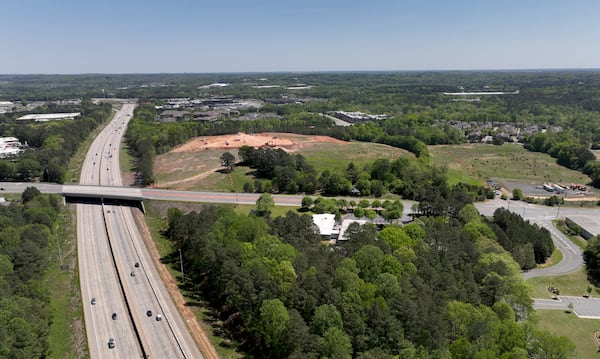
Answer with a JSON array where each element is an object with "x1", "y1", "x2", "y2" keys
[{"x1": 171, "y1": 132, "x2": 346, "y2": 153}]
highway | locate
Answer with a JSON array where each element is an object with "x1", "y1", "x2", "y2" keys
[{"x1": 77, "y1": 103, "x2": 202, "y2": 358}]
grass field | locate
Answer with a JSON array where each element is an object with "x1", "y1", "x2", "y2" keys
[
  {"x1": 429, "y1": 143, "x2": 590, "y2": 186},
  {"x1": 535, "y1": 310, "x2": 600, "y2": 359},
  {"x1": 153, "y1": 135, "x2": 413, "y2": 191}
]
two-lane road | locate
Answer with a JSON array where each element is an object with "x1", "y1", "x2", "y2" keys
[{"x1": 475, "y1": 198, "x2": 589, "y2": 279}]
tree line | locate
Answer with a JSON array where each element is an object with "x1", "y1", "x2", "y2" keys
[
  {"x1": 163, "y1": 203, "x2": 574, "y2": 358},
  {"x1": 0, "y1": 188, "x2": 64, "y2": 358},
  {"x1": 0, "y1": 100, "x2": 112, "y2": 183}
]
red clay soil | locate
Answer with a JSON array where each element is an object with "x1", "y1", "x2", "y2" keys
[
  {"x1": 132, "y1": 210, "x2": 220, "y2": 359},
  {"x1": 171, "y1": 132, "x2": 346, "y2": 153}
]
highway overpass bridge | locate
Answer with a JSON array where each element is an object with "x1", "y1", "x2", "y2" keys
[{"x1": 0, "y1": 182, "x2": 302, "y2": 210}]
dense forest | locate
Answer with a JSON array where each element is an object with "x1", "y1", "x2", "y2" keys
[
  {"x1": 0, "y1": 188, "x2": 64, "y2": 358},
  {"x1": 164, "y1": 203, "x2": 574, "y2": 358},
  {"x1": 0, "y1": 100, "x2": 112, "y2": 183}
]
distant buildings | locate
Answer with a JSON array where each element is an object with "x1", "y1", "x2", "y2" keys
[
  {"x1": 17, "y1": 112, "x2": 81, "y2": 122},
  {"x1": 333, "y1": 111, "x2": 387, "y2": 123},
  {"x1": 0, "y1": 101, "x2": 15, "y2": 114}
]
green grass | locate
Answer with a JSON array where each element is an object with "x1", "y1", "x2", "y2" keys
[
  {"x1": 300, "y1": 141, "x2": 413, "y2": 174},
  {"x1": 527, "y1": 268, "x2": 598, "y2": 298},
  {"x1": 429, "y1": 143, "x2": 590, "y2": 186},
  {"x1": 535, "y1": 310, "x2": 600, "y2": 359},
  {"x1": 120, "y1": 143, "x2": 135, "y2": 175}
]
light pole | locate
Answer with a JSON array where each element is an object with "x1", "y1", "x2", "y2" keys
[{"x1": 179, "y1": 248, "x2": 184, "y2": 282}]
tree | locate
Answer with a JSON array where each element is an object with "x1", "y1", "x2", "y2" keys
[
  {"x1": 22, "y1": 186, "x2": 41, "y2": 203},
  {"x1": 583, "y1": 236, "x2": 600, "y2": 283},
  {"x1": 256, "y1": 193, "x2": 274, "y2": 216},
  {"x1": 512, "y1": 188, "x2": 524, "y2": 201},
  {"x1": 220, "y1": 152, "x2": 236, "y2": 172},
  {"x1": 312, "y1": 304, "x2": 343, "y2": 336},
  {"x1": 301, "y1": 196, "x2": 314, "y2": 210},
  {"x1": 320, "y1": 327, "x2": 352, "y2": 359},
  {"x1": 257, "y1": 299, "x2": 290, "y2": 357}
]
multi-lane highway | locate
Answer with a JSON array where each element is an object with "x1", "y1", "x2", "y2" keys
[{"x1": 77, "y1": 103, "x2": 202, "y2": 358}]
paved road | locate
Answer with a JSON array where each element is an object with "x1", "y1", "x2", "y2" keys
[
  {"x1": 79, "y1": 103, "x2": 202, "y2": 358},
  {"x1": 534, "y1": 296, "x2": 600, "y2": 319},
  {"x1": 78, "y1": 104, "x2": 142, "y2": 358},
  {"x1": 474, "y1": 198, "x2": 593, "y2": 279}
]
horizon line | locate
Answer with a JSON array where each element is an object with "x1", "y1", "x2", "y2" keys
[{"x1": 2, "y1": 67, "x2": 600, "y2": 76}]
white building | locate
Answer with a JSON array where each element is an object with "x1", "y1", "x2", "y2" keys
[
  {"x1": 0, "y1": 101, "x2": 15, "y2": 114},
  {"x1": 312, "y1": 214, "x2": 338, "y2": 239},
  {"x1": 337, "y1": 219, "x2": 368, "y2": 241},
  {"x1": 17, "y1": 112, "x2": 81, "y2": 122},
  {"x1": 0, "y1": 137, "x2": 25, "y2": 158}
]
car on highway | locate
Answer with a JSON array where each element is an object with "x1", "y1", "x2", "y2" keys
[
  {"x1": 108, "y1": 338, "x2": 115, "y2": 349},
  {"x1": 134, "y1": 262, "x2": 140, "y2": 268},
  {"x1": 146, "y1": 310, "x2": 152, "y2": 317},
  {"x1": 156, "y1": 314, "x2": 162, "y2": 321},
  {"x1": 91, "y1": 297, "x2": 97, "y2": 305},
  {"x1": 130, "y1": 271, "x2": 135, "y2": 277},
  {"x1": 112, "y1": 313, "x2": 117, "y2": 320}
]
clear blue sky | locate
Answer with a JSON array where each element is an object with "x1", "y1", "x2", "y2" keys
[{"x1": 2, "y1": 0, "x2": 599, "y2": 73}]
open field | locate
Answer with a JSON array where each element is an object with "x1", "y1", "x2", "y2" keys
[
  {"x1": 535, "y1": 310, "x2": 600, "y2": 359},
  {"x1": 153, "y1": 132, "x2": 413, "y2": 191},
  {"x1": 429, "y1": 143, "x2": 591, "y2": 186},
  {"x1": 527, "y1": 268, "x2": 598, "y2": 299}
]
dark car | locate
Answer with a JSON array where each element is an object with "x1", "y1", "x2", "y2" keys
[
  {"x1": 112, "y1": 313, "x2": 117, "y2": 320},
  {"x1": 108, "y1": 338, "x2": 115, "y2": 349},
  {"x1": 146, "y1": 310, "x2": 152, "y2": 317},
  {"x1": 91, "y1": 297, "x2": 97, "y2": 305},
  {"x1": 134, "y1": 262, "x2": 140, "y2": 268}
]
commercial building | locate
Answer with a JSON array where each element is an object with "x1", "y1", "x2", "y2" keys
[
  {"x1": 17, "y1": 112, "x2": 81, "y2": 122},
  {"x1": 0, "y1": 137, "x2": 25, "y2": 158}
]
